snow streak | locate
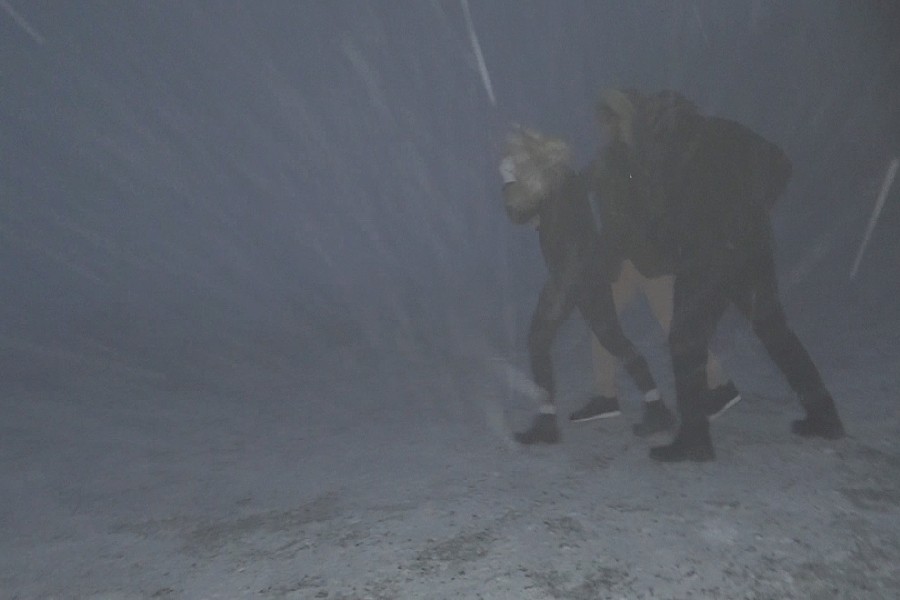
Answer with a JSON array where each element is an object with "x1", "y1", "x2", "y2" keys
[
  {"x1": 0, "y1": 0, "x2": 44, "y2": 45},
  {"x1": 850, "y1": 157, "x2": 899, "y2": 280},
  {"x1": 460, "y1": 0, "x2": 496, "y2": 106}
]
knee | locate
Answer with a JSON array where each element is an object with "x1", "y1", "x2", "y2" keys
[
  {"x1": 752, "y1": 311, "x2": 788, "y2": 341},
  {"x1": 668, "y1": 327, "x2": 703, "y2": 366},
  {"x1": 593, "y1": 326, "x2": 636, "y2": 362}
]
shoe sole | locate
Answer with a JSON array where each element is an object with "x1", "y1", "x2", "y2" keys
[
  {"x1": 708, "y1": 395, "x2": 741, "y2": 421},
  {"x1": 569, "y1": 410, "x2": 622, "y2": 423}
]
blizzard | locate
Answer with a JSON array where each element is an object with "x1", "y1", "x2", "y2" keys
[{"x1": 2, "y1": 2, "x2": 898, "y2": 598}]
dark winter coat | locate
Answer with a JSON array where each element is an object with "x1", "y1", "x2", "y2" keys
[
  {"x1": 589, "y1": 141, "x2": 675, "y2": 279},
  {"x1": 647, "y1": 114, "x2": 793, "y2": 263},
  {"x1": 503, "y1": 167, "x2": 611, "y2": 288}
]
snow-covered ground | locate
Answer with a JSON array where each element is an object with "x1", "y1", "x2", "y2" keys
[{"x1": 2, "y1": 288, "x2": 898, "y2": 599}]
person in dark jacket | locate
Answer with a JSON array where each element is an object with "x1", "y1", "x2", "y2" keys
[
  {"x1": 570, "y1": 90, "x2": 741, "y2": 437},
  {"x1": 631, "y1": 91, "x2": 846, "y2": 462},
  {"x1": 499, "y1": 127, "x2": 662, "y2": 444}
]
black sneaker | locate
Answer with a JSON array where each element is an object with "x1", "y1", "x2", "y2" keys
[
  {"x1": 705, "y1": 382, "x2": 742, "y2": 420},
  {"x1": 514, "y1": 413, "x2": 561, "y2": 445},
  {"x1": 569, "y1": 395, "x2": 621, "y2": 423},
  {"x1": 632, "y1": 400, "x2": 676, "y2": 437},
  {"x1": 649, "y1": 419, "x2": 715, "y2": 462}
]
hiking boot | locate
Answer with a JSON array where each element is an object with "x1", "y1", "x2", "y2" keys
[
  {"x1": 514, "y1": 413, "x2": 561, "y2": 445},
  {"x1": 632, "y1": 400, "x2": 676, "y2": 437},
  {"x1": 792, "y1": 394, "x2": 845, "y2": 439},
  {"x1": 649, "y1": 419, "x2": 715, "y2": 462},
  {"x1": 705, "y1": 381, "x2": 742, "y2": 420},
  {"x1": 569, "y1": 395, "x2": 621, "y2": 423}
]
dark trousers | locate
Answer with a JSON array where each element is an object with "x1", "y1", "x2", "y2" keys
[
  {"x1": 528, "y1": 275, "x2": 656, "y2": 401},
  {"x1": 669, "y1": 243, "x2": 829, "y2": 423}
]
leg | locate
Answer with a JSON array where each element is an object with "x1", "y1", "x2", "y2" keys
[
  {"x1": 733, "y1": 247, "x2": 844, "y2": 438},
  {"x1": 642, "y1": 270, "x2": 737, "y2": 407},
  {"x1": 611, "y1": 265, "x2": 680, "y2": 435},
  {"x1": 640, "y1": 271, "x2": 676, "y2": 337},
  {"x1": 667, "y1": 264, "x2": 732, "y2": 424},
  {"x1": 650, "y1": 262, "x2": 732, "y2": 462},
  {"x1": 590, "y1": 260, "x2": 638, "y2": 398},
  {"x1": 527, "y1": 280, "x2": 575, "y2": 403},
  {"x1": 576, "y1": 273, "x2": 679, "y2": 434},
  {"x1": 577, "y1": 277, "x2": 657, "y2": 396},
  {"x1": 572, "y1": 261, "x2": 638, "y2": 423},
  {"x1": 516, "y1": 281, "x2": 575, "y2": 444}
]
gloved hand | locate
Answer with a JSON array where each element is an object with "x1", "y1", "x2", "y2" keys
[{"x1": 499, "y1": 156, "x2": 517, "y2": 184}]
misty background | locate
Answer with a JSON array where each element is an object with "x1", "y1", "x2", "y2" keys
[{"x1": 2, "y1": 0, "x2": 899, "y2": 394}]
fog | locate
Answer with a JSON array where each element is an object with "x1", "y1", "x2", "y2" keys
[{"x1": 2, "y1": 2, "x2": 899, "y2": 598}]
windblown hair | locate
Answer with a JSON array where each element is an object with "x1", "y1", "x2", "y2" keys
[{"x1": 505, "y1": 127, "x2": 573, "y2": 201}]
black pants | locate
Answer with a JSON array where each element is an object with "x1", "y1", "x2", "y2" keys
[
  {"x1": 669, "y1": 243, "x2": 828, "y2": 423},
  {"x1": 528, "y1": 275, "x2": 656, "y2": 401}
]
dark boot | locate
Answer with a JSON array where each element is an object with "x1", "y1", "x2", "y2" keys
[
  {"x1": 632, "y1": 400, "x2": 677, "y2": 437},
  {"x1": 792, "y1": 393, "x2": 845, "y2": 439},
  {"x1": 649, "y1": 419, "x2": 714, "y2": 462},
  {"x1": 514, "y1": 413, "x2": 561, "y2": 445}
]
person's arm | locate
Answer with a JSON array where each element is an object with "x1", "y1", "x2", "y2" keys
[
  {"x1": 591, "y1": 158, "x2": 631, "y2": 258},
  {"x1": 548, "y1": 175, "x2": 594, "y2": 292},
  {"x1": 499, "y1": 156, "x2": 540, "y2": 225}
]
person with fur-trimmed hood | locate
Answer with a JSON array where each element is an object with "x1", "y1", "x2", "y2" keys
[
  {"x1": 629, "y1": 90, "x2": 846, "y2": 462},
  {"x1": 568, "y1": 89, "x2": 742, "y2": 437},
  {"x1": 498, "y1": 127, "x2": 663, "y2": 444}
]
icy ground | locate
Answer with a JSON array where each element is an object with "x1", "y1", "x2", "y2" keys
[{"x1": 2, "y1": 290, "x2": 898, "y2": 600}]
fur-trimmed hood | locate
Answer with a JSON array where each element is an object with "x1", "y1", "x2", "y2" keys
[{"x1": 596, "y1": 88, "x2": 641, "y2": 147}]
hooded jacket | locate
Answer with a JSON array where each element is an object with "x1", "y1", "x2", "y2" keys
[
  {"x1": 647, "y1": 113, "x2": 792, "y2": 262},
  {"x1": 589, "y1": 141, "x2": 674, "y2": 279},
  {"x1": 504, "y1": 166, "x2": 610, "y2": 289}
]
